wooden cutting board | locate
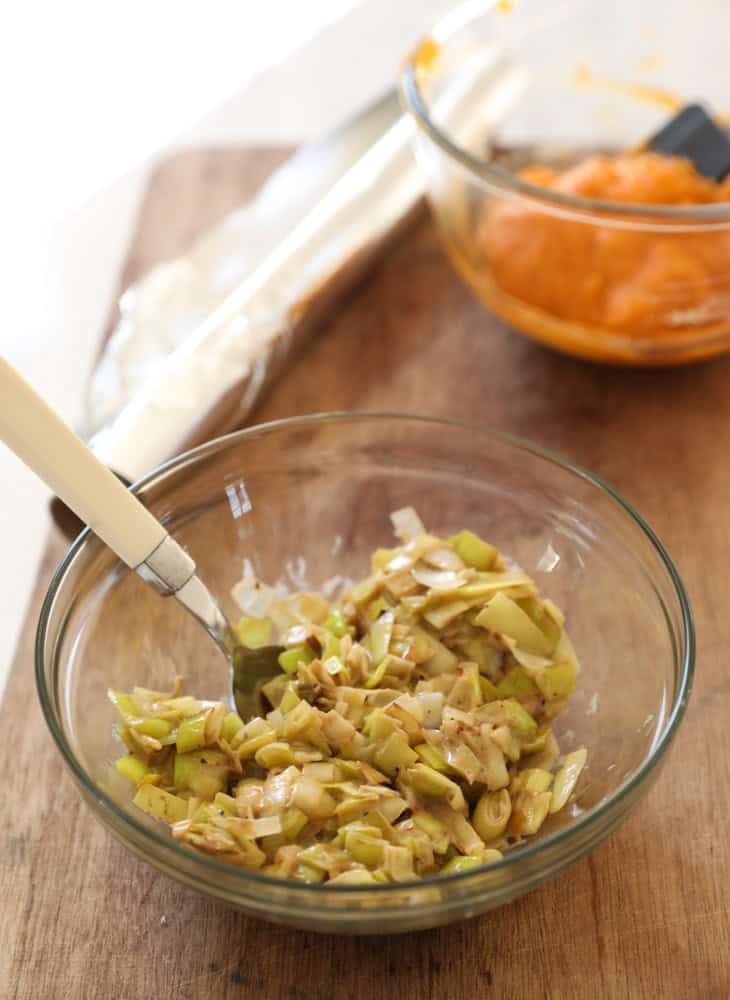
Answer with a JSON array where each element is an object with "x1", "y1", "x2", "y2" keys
[{"x1": 3, "y1": 146, "x2": 730, "y2": 1000}]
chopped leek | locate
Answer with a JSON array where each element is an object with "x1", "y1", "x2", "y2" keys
[{"x1": 109, "y1": 507, "x2": 585, "y2": 884}]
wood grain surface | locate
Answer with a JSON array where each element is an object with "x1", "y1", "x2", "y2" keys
[{"x1": 3, "y1": 147, "x2": 730, "y2": 1000}]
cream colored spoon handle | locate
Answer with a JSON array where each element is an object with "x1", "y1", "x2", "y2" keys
[
  {"x1": 0, "y1": 357, "x2": 231, "y2": 653},
  {"x1": 0, "y1": 356, "x2": 189, "y2": 583}
]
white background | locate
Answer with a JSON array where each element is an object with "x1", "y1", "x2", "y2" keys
[{"x1": 0, "y1": 0, "x2": 455, "y2": 695}]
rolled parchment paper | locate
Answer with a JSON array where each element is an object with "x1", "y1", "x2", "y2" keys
[
  {"x1": 86, "y1": 101, "x2": 426, "y2": 485},
  {"x1": 51, "y1": 50, "x2": 500, "y2": 547},
  {"x1": 83, "y1": 91, "x2": 405, "y2": 451}
]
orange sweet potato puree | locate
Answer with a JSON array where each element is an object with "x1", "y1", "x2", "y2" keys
[{"x1": 480, "y1": 152, "x2": 730, "y2": 337}]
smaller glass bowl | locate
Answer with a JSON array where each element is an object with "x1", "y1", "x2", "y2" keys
[
  {"x1": 36, "y1": 414, "x2": 693, "y2": 933},
  {"x1": 401, "y1": 0, "x2": 730, "y2": 365}
]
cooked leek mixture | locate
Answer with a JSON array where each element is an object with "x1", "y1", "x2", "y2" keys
[{"x1": 110, "y1": 508, "x2": 587, "y2": 885}]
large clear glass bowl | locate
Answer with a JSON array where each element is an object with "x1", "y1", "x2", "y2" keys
[
  {"x1": 36, "y1": 413, "x2": 693, "y2": 933},
  {"x1": 401, "y1": 0, "x2": 730, "y2": 365}
]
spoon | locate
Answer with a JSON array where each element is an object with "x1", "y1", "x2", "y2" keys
[{"x1": 0, "y1": 356, "x2": 282, "y2": 717}]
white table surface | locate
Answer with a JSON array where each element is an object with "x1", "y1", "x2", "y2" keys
[{"x1": 0, "y1": 0, "x2": 455, "y2": 697}]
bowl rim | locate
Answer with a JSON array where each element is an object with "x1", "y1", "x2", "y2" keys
[
  {"x1": 400, "y1": 0, "x2": 730, "y2": 227},
  {"x1": 35, "y1": 410, "x2": 695, "y2": 897}
]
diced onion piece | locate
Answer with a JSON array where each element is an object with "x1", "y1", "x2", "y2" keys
[
  {"x1": 502, "y1": 699, "x2": 539, "y2": 741},
  {"x1": 377, "y1": 795, "x2": 408, "y2": 824},
  {"x1": 416, "y1": 691, "x2": 444, "y2": 729},
  {"x1": 411, "y1": 565, "x2": 471, "y2": 592},
  {"x1": 444, "y1": 743, "x2": 483, "y2": 784},
  {"x1": 115, "y1": 755, "x2": 148, "y2": 785},
  {"x1": 449, "y1": 530, "x2": 498, "y2": 571},
  {"x1": 235, "y1": 616, "x2": 272, "y2": 647},
  {"x1": 296, "y1": 863, "x2": 326, "y2": 883},
  {"x1": 328, "y1": 869, "x2": 377, "y2": 885},
  {"x1": 231, "y1": 577, "x2": 279, "y2": 617},
  {"x1": 496, "y1": 667, "x2": 538, "y2": 698},
  {"x1": 413, "y1": 627, "x2": 458, "y2": 675},
  {"x1": 405, "y1": 764, "x2": 465, "y2": 811},
  {"x1": 129, "y1": 717, "x2": 172, "y2": 739},
  {"x1": 278, "y1": 646, "x2": 315, "y2": 675},
  {"x1": 421, "y1": 546, "x2": 466, "y2": 572},
  {"x1": 251, "y1": 815, "x2": 283, "y2": 838},
  {"x1": 324, "y1": 609, "x2": 350, "y2": 637},
  {"x1": 390, "y1": 506, "x2": 426, "y2": 542},
  {"x1": 415, "y1": 742, "x2": 451, "y2": 774},
  {"x1": 320, "y1": 710, "x2": 357, "y2": 750},
  {"x1": 281, "y1": 808, "x2": 309, "y2": 841},
  {"x1": 368, "y1": 611, "x2": 395, "y2": 665},
  {"x1": 176, "y1": 711, "x2": 209, "y2": 753},
  {"x1": 255, "y1": 742, "x2": 296, "y2": 770},
  {"x1": 291, "y1": 776, "x2": 336, "y2": 819},
  {"x1": 345, "y1": 831, "x2": 385, "y2": 867},
  {"x1": 422, "y1": 600, "x2": 472, "y2": 629},
  {"x1": 293, "y1": 593, "x2": 332, "y2": 625},
  {"x1": 347, "y1": 574, "x2": 383, "y2": 606},
  {"x1": 221, "y1": 712, "x2": 244, "y2": 744},
  {"x1": 477, "y1": 728, "x2": 510, "y2": 790},
  {"x1": 236, "y1": 729, "x2": 277, "y2": 760},
  {"x1": 472, "y1": 788, "x2": 512, "y2": 842},
  {"x1": 509, "y1": 791, "x2": 552, "y2": 836},
  {"x1": 550, "y1": 748, "x2": 587, "y2": 814},
  {"x1": 507, "y1": 642, "x2": 553, "y2": 674},
  {"x1": 512, "y1": 768, "x2": 553, "y2": 795},
  {"x1": 364, "y1": 656, "x2": 390, "y2": 690},
  {"x1": 373, "y1": 732, "x2": 419, "y2": 776},
  {"x1": 384, "y1": 552, "x2": 415, "y2": 573},
  {"x1": 383, "y1": 844, "x2": 415, "y2": 881},
  {"x1": 439, "y1": 855, "x2": 483, "y2": 875},
  {"x1": 204, "y1": 702, "x2": 227, "y2": 744},
  {"x1": 392, "y1": 693, "x2": 424, "y2": 724},
  {"x1": 446, "y1": 665, "x2": 482, "y2": 712},
  {"x1": 430, "y1": 803, "x2": 485, "y2": 855},
  {"x1": 133, "y1": 784, "x2": 188, "y2": 824},
  {"x1": 302, "y1": 762, "x2": 338, "y2": 782},
  {"x1": 475, "y1": 592, "x2": 554, "y2": 656},
  {"x1": 516, "y1": 597, "x2": 561, "y2": 654},
  {"x1": 284, "y1": 625, "x2": 312, "y2": 646},
  {"x1": 535, "y1": 661, "x2": 577, "y2": 701}
]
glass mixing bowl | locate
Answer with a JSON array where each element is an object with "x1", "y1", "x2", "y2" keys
[
  {"x1": 401, "y1": 0, "x2": 730, "y2": 365},
  {"x1": 36, "y1": 413, "x2": 693, "y2": 933}
]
